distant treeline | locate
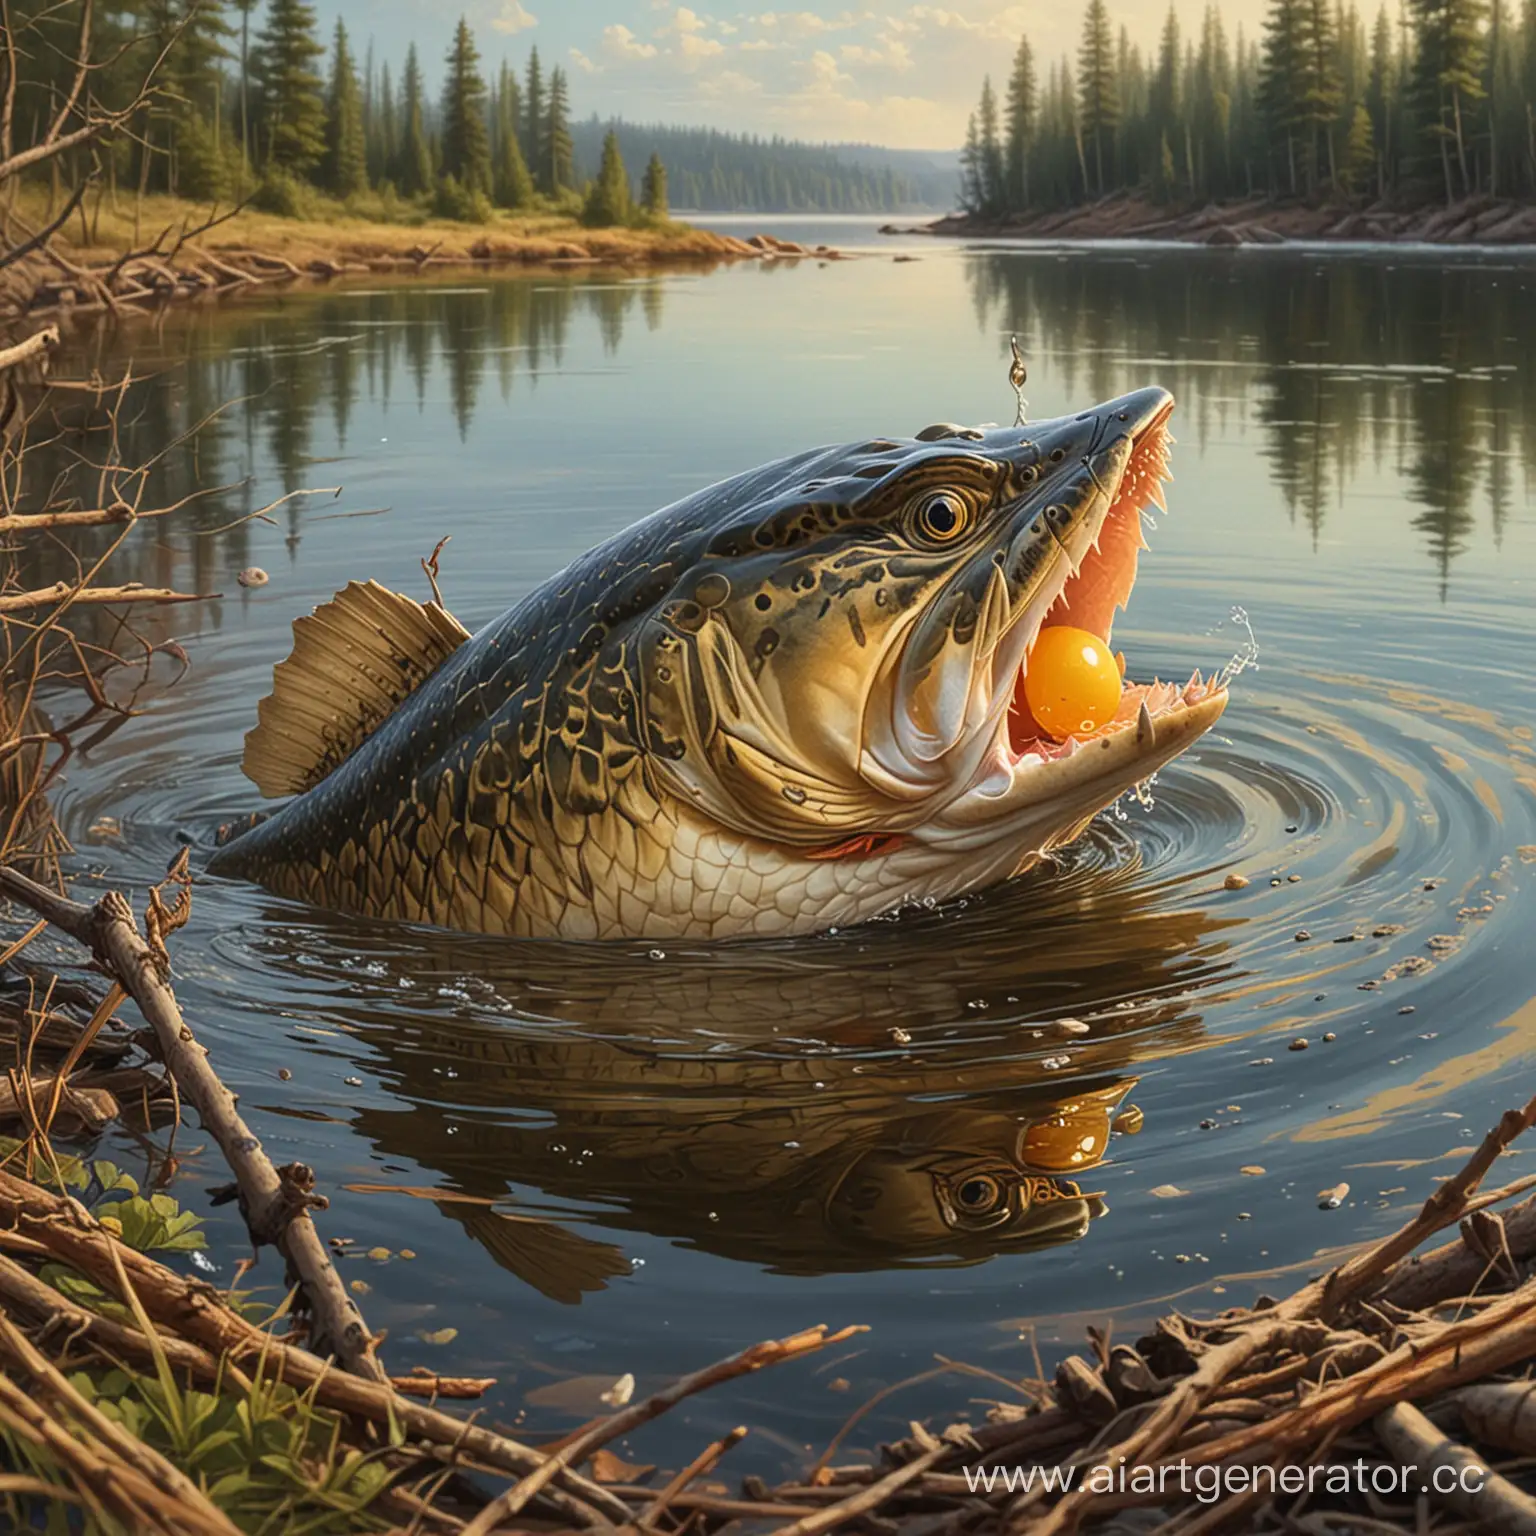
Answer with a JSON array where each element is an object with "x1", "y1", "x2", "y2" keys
[
  {"x1": 961, "y1": 0, "x2": 1534, "y2": 216},
  {"x1": 568, "y1": 121, "x2": 943, "y2": 212},
  {"x1": 2, "y1": 1, "x2": 649, "y2": 226},
  {"x1": 3, "y1": 0, "x2": 951, "y2": 227}
]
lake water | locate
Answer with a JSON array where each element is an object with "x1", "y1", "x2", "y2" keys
[{"x1": 21, "y1": 238, "x2": 1536, "y2": 1476}]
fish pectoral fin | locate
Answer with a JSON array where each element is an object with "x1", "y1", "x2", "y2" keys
[{"x1": 242, "y1": 579, "x2": 471, "y2": 797}]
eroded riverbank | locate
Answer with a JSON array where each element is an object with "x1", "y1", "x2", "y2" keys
[{"x1": 908, "y1": 191, "x2": 1536, "y2": 245}]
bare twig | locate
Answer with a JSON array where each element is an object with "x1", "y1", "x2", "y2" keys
[
  {"x1": 0, "y1": 862, "x2": 382, "y2": 1380},
  {"x1": 460, "y1": 1325, "x2": 867, "y2": 1534},
  {"x1": 0, "y1": 582, "x2": 214, "y2": 613}
]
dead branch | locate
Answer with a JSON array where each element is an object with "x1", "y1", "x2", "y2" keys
[
  {"x1": 1322, "y1": 1094, "x2": 1536, "y2": 1313},
  {"x1": 1375, "y1": 1401, "x2": 1536, "y2": 1533},
  {"x1": 0, "y1": 325, "x2": 59, "y2": 373},
  {"x1": 0, "y1": 862, "x2": 382, "y2": 1380},
  {"x1": 0, "y1": 582, "x2": 213, "y2": 613}
]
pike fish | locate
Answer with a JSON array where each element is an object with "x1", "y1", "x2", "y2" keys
[{"x1": 208, "y1": 386, "x2": 1228, "y2": 939}]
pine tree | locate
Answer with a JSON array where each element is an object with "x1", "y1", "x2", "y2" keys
[
  {"x1": 1341, "y1": 99, "x2": 1376, "y2": 187},
  {"x1": 1004, "y1": 38, "x2": 1037, "y2": 210},
  {"x1": 397, "y1": 45, "x2": 434, "y2": 196},
  {"x1": 1366, "y1": 5, "x2": 1396, "y2": 187},
  {"x1": 233, "y1": 0, "x2": 261, "y2": 188},
  {"x1": 376, "y1": 62, "x2": 397, "y2": 185},
  {"x1": 495, "y1": 64, "x2": 535, "y2": 207},
  {"x1": 440, "y1": 17, "x2": 492, "y2": 196},
  {"x1": 322, "y1": 21, "x2": 367, "y2": 197},
  {"x1": 525, "y1": 48, "x2": 546, "y2": 191},
  {"x1": 959, "y1": 112, "x2": 984, "y2": 212},
  {"x1": 1260, "y1": 0, "x2": 1308, "y2": 191},
  {"x1": 582, "y1": 128, "x2": 631, "y2": 224},
  {"x1": 1158, "y1": 128, "x2": 1178, "y2": 196},
  {"x1": 250, "y1": 0, "x2": 328, "y2": 175},
  {"x1": 546, "y1": 67, "x2": 575, "y2": 194},
  {"x1": 641, "y1": 151, "x2": 669, "y2": 216},
  {"x1": 498, "y1": 62, "x2": 524, "y2": 161},
  {"x1": 1078, "y1": 0, "x2": 1121, "y2": 192},
  {"x1": 161, "y1": 0, "x2": 235, "y2": 199},
  {"x1": 1295, "y1": 0, "x2": 1343, "y2": 189},
  {"x1": 977, "y1": 77, "x2": 1007, "y2": 212},
  {"x1": 1408, "y1": 0, "x2": 1488, "y2": 201},
  {"x1": 1152, "y1": 4, "x2": 1183, "y2": 146}
]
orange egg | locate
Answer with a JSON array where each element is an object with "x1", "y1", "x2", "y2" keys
[{"x1": 1023, "y1": 625, "x2": 1124, "y2": 740}]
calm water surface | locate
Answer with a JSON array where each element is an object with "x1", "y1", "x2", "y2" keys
[{"x1": 22, "y1": 241, "x2": 1536, "y2": 1471}]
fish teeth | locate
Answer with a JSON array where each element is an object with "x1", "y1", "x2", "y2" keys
[
  {"x1": 1149, "y1": 481, "x2": 1167, "y2": 512},
  {"x1": 1137, "y1": 699, "x2": 1156, "y2": 747}
]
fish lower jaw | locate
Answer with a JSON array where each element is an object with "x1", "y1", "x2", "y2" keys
[
  {"x1": 1008, "y1": 670, "x2": 1225, "y2": 769},
  {"x1": 931, "y1": 684, "x2": 1229, "y2": 844}
]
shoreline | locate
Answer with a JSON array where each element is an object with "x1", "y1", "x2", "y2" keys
[
  {"x1": 0, "y1": 200, "x2": 850, "y2": 327},
  {"x1": 899, "y1": 191, "x2": 1536, "y2": 247}
]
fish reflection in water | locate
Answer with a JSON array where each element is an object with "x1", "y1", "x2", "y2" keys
[{"x1": 267, "y1": 858, "x2": 1231, "y2": 1300}]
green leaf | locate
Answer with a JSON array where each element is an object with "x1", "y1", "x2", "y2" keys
[{"x1": 91, "y1": 1159, "x2": 139, "y2": 1196}]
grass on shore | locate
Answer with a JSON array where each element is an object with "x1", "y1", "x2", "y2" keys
[{"x1": 12, "y1": 186, "x2": 740, "y2": 268}]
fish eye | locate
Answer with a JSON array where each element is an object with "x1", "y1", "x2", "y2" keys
[
  {"x1": 913, "y1": 492, "x2": 971, "y2": 545},
  {"x1": 954, "y1": 1174, "x2": 1002, "y2": 1213}
]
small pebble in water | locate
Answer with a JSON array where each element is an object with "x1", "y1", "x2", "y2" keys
[
  {"x1": 277, "y1": 1067, "x2": 292, "y2": 1081},
  {"x1": 1318, "y1": 1182, "x2": 1349, "y2": 1209},
  {"x1": 1323, "y1": 1031, "x2": 1337, "y2": 1043},
  {"x1": 1285, "y1": 824, "x2": 1298, "y2": 833},
  {"x1": 1055, "y1": 1018, "x2": 1090, "y2": 1036},
  {"x1": 399, "y1": 1249, "x2": 416, "y2": 1260},
  {"x1": 1289, "y1": 1038, "x2": 1309, "y2": 1051},
  {"x1": 1295, "y1": 929, "x2": 1311, "y2": 942},
  {"x1": 1287, "y1": 874, "x2": 1302, "y2": 883},
  {"x1": 1399, "y1": 1005, "x2": 1416, "y2": 1015},
  {"x1": 1270, "y1": 877, "x2": 1282, "y2": 887},
  {"x1": 1223, "y1": 873, "x2": 1249, "y2": 890},
  {"x1": 1240, "y1": 1165, "x2": 1265, "y2": 1176},
  {"x1": 344, "y1": 1076, "x2": 362, "y2": 1087},
  {"x1": 1199, "y1": 1118, "x2": 1216, "y2": 1130},
  {"x1": 237, "y1": 566, "x2": 269, "y2": 588},
  {"x1": 1237, "y1": 1211, "x2": 1252, "y2": 1220}
]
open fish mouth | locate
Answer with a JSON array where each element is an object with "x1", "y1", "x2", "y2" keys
[{"x1": 1000, "y1": 399, "x2": 1226, "y2": 772}]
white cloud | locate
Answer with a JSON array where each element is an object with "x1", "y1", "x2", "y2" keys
[
  {"x1": 840, "y1": 36, "x2": 914, "y2": 70},
  {"x1": 739, "y1": 37, "x2": 777, "y2": 50},
  {"x1": 490, "y1": 0, "x2": 537, "y2": 35},
  {"x1": 671, "y1": 6, "x2": 708, "y2": 33},
  {"x1": 698, "y1": 68, "x2": 766, "y2": 98},
  {"x1": 680, "y1": 32, "x2": 726, "y2": 59},
  {"x1": 603, "y1": 23, "x2": 659, "y2": 59},
  {"x1": 804, "y1": 48, "x2": 853, "y2": 91},
  {"x1": 569, "y1": 47, "x2": 598, "y2": 73}
]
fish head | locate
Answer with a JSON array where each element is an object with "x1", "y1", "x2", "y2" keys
[
  {"x1": 639, "y1": 386, "x2": 1227, "y2": 876},
  {"x1": 821, "y1": 1083, "x2": 1135, "y2": 1263}
]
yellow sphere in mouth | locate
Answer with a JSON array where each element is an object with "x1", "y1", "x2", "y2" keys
[{"x1": 1022, "y1": 625, "x2": 1124, "y2": 741}]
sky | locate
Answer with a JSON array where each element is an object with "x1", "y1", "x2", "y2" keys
[{"x1": 312, "y1": 0, "x2": 1272, "y2": 151}]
